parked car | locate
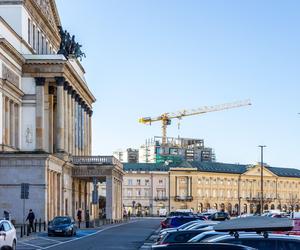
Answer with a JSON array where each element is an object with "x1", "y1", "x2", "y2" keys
[
  {"x1": 161, "y1": 216, "x2": 201, "y2": 229},
  {"x1": 202, "y1": 233, "x2": 300, "y2": 250},
  {"x1": 152, "y1": 242, "x2": 258, "y2": 249},
  {"x1": 188, "y1": 231, "x2": 227, "y2": 243},
  {"x1": 0, "y1": 220, "x2": 16, "y2": 250},
  {"x1": 48, "y1": 216, "x2": 77, "y2": 236},
  {"x1": 210, "y1": 212, "x2": 230, "y2": 221},
  {"x1": 157, "y1": 227, "x2": 216, "y2": 246}
]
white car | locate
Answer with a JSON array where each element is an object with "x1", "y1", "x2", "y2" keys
[{"x1": 0, "y1": 220, "x2": 17, "y2": 250}]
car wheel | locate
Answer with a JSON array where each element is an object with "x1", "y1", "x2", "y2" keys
[{"x1": 12, "y1": 239, "x2": 16, "y2": 250}]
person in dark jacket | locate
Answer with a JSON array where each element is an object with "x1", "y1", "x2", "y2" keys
[{"x1": 26, "y1": 209, "x2": 35, "y2": 233}]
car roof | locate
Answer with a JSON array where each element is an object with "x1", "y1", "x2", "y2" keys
[
  {"x1": 213, "y1": 216, "x2": 293, "y2": 232},
  {"x1": 152, "y1": 242, "x2": 257, "y2": 249},
  {"x1": 203, "y1": 233, "x2": 300, "y2": 243},
  {"x1": 188, "y1": 231, "x2": 226, "y2": 242}
]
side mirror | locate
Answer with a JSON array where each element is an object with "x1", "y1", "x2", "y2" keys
[{"x1": 0, "y1": 231, "x2": 6, "y2": 237}]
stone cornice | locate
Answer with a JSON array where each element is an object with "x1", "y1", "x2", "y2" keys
[
  {"x1": 0, "y1": 38, "x2": 25, "y2": 66},
  {"x1": 23, "y1": 58, "x2": 96, "y2": 106},
  {"x1": 0, "y1": 78, "x2": 25, "y2": 103}
]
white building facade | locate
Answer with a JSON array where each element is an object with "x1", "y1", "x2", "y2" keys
[{"x1": 0, "y1": 0, "x2": 124, "y2": 223}]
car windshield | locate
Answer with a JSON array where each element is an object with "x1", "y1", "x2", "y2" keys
[{"x1": 52, "y1": 217, "x2": 71, "y2": 225}]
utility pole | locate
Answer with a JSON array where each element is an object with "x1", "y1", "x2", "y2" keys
[{"x1": 258, "y1": 145, "x2": 266, "y2": 215}]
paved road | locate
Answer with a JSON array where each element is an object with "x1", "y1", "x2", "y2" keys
[{"x1": 18, "y1": 218, "x2": 161, "y2": 250}]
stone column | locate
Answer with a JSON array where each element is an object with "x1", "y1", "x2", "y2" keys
[
  {"x1": 14, "y1": 103, "x2": 19, "y2": 149},
  {"x1": 4, "y1": 97, "x2": 10, "y2": 146},
  {"x1": 1, "y1": 95, "x2": 5, "y2": 145},
  {"x1": 64, "y1": 82, "x2": 69, "y2": 154},
  {"x1": 48, "y1": 87, "x2": 55, "y2": 153},
  {"x1": 67, "y1": 86, "x2": 73, "y2": 155},
  {"x1": 106, "y1": 176, "x2": 115, "y2": 220},
  {"x1": 78, "y1": 99, "x2": 83, "y2": 156},
  {"x1": 84, "y1": 107, "x2": 88, "y2": 155},
  {"x1": 35, "y1": 77, "x2": 45, "y2": 150},
  {"x1": 88, "y1": 110, "x2": 93, "y2": 155},
  {"x1": 10, "y1": 101, "x2": 15, "y2": 148},
  {"x1": 55, "y1": 77, "x2": 65, "y2": 152},
  {"x1": 75, "y1": 95, "x2": 79, "y2": 156},
  {"x1": 71, "y1": 91, "x2": 76, "y2": 155}
]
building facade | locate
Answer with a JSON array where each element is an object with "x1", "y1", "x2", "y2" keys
[
  {"x1": 123, "y1": 161, "x2": 300, "y2": 216},
  {"x1": 0, "y1": 0, "x2": 124, "y2": 223},
  {"x1": 113, "y1": 148, "x2": 139, "y2": 163},
  {"x1": 139, "y1": 136, "x2": 215, "y2": 164}
]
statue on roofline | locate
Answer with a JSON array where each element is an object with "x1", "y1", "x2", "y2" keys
[{"x1": 57, "y1": 26, "x2": 86, "y2": 61}]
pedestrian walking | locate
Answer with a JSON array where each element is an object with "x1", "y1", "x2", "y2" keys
[
  {"x1": 77, "y1": 209, "x2": 82, "y2": 228},
  {"x1": 26, "y1": 209, "x2": 35, "y2": 233}
]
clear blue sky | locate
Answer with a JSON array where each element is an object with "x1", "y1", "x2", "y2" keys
[{"x1": 56, "y1": 0, "x2": 300, "y2": 168}]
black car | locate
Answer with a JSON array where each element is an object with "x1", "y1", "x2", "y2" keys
[
  {"x1": 48, "y1": 216, "x2": 77, "y2": 236},
  {"x1": 210, "y1": 212, "x2": 230, "y2": 221},
  {"x1": 152, "y1": 242, "x2": 257, "y2": 249}
]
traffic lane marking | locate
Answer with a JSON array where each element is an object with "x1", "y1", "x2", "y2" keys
[
  {"x1": 40, "y1": 220, "x2": 139, "y2": 249},
  {"x1": 17, "y1": 228, "x2": 101, "y2": 249}
]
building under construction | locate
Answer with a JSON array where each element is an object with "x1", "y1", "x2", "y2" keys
[{"x1": 139, "y1": 136, "x2": 215, "y2": 163}]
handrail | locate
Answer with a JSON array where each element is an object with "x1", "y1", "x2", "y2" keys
[{"x1": 71, "y1": 156, "x2": 122, "y2": 169}]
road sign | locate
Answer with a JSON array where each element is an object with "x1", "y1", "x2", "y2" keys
[{"x1": 21, "y1": 183, "x2": 29, "y2": 199}]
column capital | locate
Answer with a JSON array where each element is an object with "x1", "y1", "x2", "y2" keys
[
  {"x1": 55, "y1": 76, "x2": 65, "y2": 86},
  {"x1": 63, "y1": 81, "x2": 69, "y2": 90},
  {"x1": 80, "y1": 101, "x2": 86, "y2": 109},
  {"x1": 71, "y1": 90, "x2": 77, "y2": 98},
  {"x1": 35, "y1": 77, "x2": 46, "y2": 86},
  {"x1": 78, "y1": 97, "x2": 83, "y2": 105},
  {"x1": 75, "y1": 94, "x2": 80, "y2": 102},
  {"x1": 88, "y1": 110, "x2": 93, "y2": 117},
  {"x1": 67, "y1": 86, "x2": 73, "y2": 95}
]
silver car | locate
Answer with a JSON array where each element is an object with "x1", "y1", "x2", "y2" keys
[{"x1": 0, "y1": 220, "x2": 17, "y2": 250}]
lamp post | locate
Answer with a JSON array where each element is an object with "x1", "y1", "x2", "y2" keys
[{"x1": 258, "y1": 145, "x2": 266, "y2": 215}]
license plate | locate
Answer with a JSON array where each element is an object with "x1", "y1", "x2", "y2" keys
[{"x1": 55, "y1": 230, "x2": 62, "y2": 232}]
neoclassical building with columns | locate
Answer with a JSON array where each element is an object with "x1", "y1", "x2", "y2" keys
[
  {"x1": 0, "y1": 0, "x2": 124, "y2": 223},
  {"x1": 123, "y1": 161, "x2": 300, "y2": 216}
]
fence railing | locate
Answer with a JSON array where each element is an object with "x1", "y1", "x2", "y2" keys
[{"x1": 71, "y1": 156, "x2": 123, "y2": 169}]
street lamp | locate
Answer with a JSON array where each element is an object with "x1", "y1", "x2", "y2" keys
[{"x1": 258, "y1": 145, "x2": 266, "y2": 215}]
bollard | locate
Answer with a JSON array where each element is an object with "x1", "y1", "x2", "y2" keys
[
  {"x1": 23, "y1": 224, "x2": 26, "y2": 237},
  {"x1": 43, "y1": 221, "x2": 46, "y2": 231},
  {"x1": 20, "y1": 225, "x2": 23, "y2": 238},
  {"x1": 39, "y1": 218, "x2": 41, "y2": 232},
  {"x1": 27, "y1": 224, "x2": 30, "y2": 236}
]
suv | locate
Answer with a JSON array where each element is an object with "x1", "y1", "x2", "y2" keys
[
  {"x1": 202, "y1": 233, "x2": 300, "y2": 250},
  {"x1": 0, "y1": 220, "x2": 16, "y2": 250}
]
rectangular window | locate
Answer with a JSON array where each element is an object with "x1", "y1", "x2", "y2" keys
[
  {"x1": 46, "y1": 40, "x2": 48, "y2": 54},
  {"x1": 145, "y1": 179, "x2": 150, "y2": 186},
  {"x1": 127, "y1": 179, "x2": 132, "y2": 186},
  {"x1": 33, "y1": 25, "x2": 36, "y2": 49},
  {"x1": 41, "y1": 36, "x2": 44, "y2": 54},
  {"x1": 37, "y1": 30, "x2": 40, "y2": 53},
  {"x1": 28, "y1": 19, "x2": 31, "y2": 44},
  {"x1": 65, "y1": 199, "x2": 68, "y2": 215},
  {"x1": 137, "y1": 179, "x2": 141, "y2": 185}
]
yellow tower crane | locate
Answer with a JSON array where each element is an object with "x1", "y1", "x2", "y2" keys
[{"x1": 139, "y1": 99, "x2": 251, "y2": 145}]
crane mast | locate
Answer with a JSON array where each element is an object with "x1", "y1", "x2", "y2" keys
[{"x1": 139, "y1": 99, "x2": 251, "y2": 145}]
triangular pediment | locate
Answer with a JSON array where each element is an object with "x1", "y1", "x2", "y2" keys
[
  {"x1": 242, "y1": 165, "x2": 277, "y2": 177},
  {"x1": 33, "y1": 0, "x2": 61, "y2": 31}
]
